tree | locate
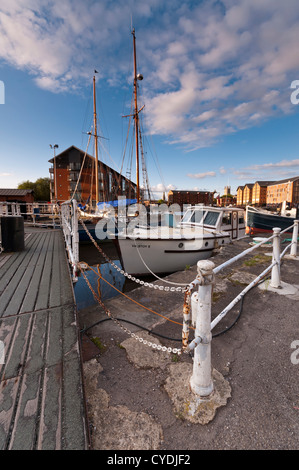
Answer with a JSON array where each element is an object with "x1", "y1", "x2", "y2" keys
[
  {"x1": 18, "y1": 177, "x2": 50, "y2": 201},
  {"x1": 34, "y1": 177, "x2": 50, "y2": 201}
]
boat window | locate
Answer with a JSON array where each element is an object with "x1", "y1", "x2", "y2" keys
[
  {"x1": 181, "y1": 209, "x2": 204, "y2": 224},
  {"x1": 222, "y1": 212, "x2": 231, "y2": 225},
  {"x1": 190, "y1": 210, "x2": 204, "y2": 223},
  {"x1": 203, "y1": 211, "x2": 220, "y2": 226},
  {"x1": 181, "y1": 210, "x2": 193, "y2": 223}
]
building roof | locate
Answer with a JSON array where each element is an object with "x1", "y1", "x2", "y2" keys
[
  {"x1": 268, "y1": 176, "x2": 299, "y2": 186},
  {"x1": 48, "y1": 145, "x2": 87, "y2": 163},
  {"x1": 254, "y1": 181, "x2": 276, "y2": 186},
  {"x1": 236, "y1": 177, "x2": 299, "y2": 192},
  {"x1": 0, "y1": 189, "x2": 34, "y2": 196},
  {"x1": 168, "y1": 189, "x2": 213, "y2": 194},
  {"x1": 48, "y1": 145, "x2": 136, "y2": 185}
]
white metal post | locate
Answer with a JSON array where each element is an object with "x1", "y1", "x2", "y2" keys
[
  {"x1": 190, "y1": 260, "x2": 215, "y2": 397},
  {"x1": 290, "y1": 220, "x2": 299, "y2": 258},
  {"x1": 270, "y1": 227, "x2": 281, "y2": 288}
]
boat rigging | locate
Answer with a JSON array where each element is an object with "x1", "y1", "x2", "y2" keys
[{"x1": 122, "y1": 28, "x2": 147, "y2": 205}]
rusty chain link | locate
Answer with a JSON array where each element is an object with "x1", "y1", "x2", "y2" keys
[{"x1": 78, "y1": 263, "x2": 183, "y2": 355}]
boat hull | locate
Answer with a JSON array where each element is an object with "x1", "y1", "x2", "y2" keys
[
  {"x1": 79, "y1": 221, "x2": 119, "y2": 243},
  {"x1": 246, "y1": 207, "x2": 295, "y2": 235},
  {"x1": 116, "y1": 233, "x2": 230, "y2": 276}
]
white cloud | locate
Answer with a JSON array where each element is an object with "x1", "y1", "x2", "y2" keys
[
  {"x1": 1, "y1": 0, "x2": 299, "y2": 150},
  {"x1": 232, "y1": 157, "x2": 299, "y2": 181},
  {"x1": 245, "y1": 159, "x2": 299, "y2": 170},
  {"x1": 0, "y1": 0, "x2": 160, "y2": 91},
  {"x1": 187, "y1": 171, "x2": 216, "y2": 179},
  {"x1": 150, "y1": 182, "x2": 177, "y2": 193},
  {"x1": 143, "y1": 1, "x2": 299, "y2": 149}
]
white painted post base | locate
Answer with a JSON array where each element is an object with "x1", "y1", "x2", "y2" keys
[
  {"x1": 190, "y1": 260, "x2": 215, "y2": 397},
  {"x1": 270, "y1": 227, "x2": 281, "y2": 289}
]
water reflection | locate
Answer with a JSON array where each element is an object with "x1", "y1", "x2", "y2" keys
[
  {"x1": 74, "y1": 259, "x2": 125, "y2": 310},
  {"x1": 74, "y1": 241, "x2": 166, "y2": 311}
]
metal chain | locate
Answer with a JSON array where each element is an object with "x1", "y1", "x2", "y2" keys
[
  {"x1": 79, "y1": 264, "x2": 183, "y2": 355},
  {"x1": 78, "y1": 217, "x2": 187, "y2": 292}
]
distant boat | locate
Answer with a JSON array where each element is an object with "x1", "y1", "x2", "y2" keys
[{"x1": 246, "y1": 205, "x2": 298, "y2": 235}]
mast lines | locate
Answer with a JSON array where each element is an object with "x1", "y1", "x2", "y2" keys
[
  {"x1": 122, "y1": 29, "x2": 144, "y2": 204},
  {"x1": 93, "y1": 73, "x2": 99, "y2": 205},
  {"x1": 132, "y1": 28, "x2": 143, "y2": 204}
]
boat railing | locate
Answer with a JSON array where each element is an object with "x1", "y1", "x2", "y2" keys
[
  {"x1": 60, "y1": 199, "x2": 79, "y2": 282},
  {"x1": 183, "y1": 220, "x2": 299, "y2": 400},
  {"x1": 0, "y1": 201, "x2": 60, "y2": 228}
]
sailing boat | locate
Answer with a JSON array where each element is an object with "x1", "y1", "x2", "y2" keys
[
  {"x1": 76, "y1": 71, "x2": 138, "y2": 241},
  {"x1": 77, "y1": 71, "x2": 107, "y2": 218},
  {"x1": 75, "y1": 72, "x2": 110, "y2": 241},
  {"x1": 114, "y1": 30, "x2": 246, "y2": 275}
]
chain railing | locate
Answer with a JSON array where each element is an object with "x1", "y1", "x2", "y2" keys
[
  {"x1": 50, "y1": 201, "x2": 299, "y2": 373},
  {"x1": 186, "y1": 221, "x2": 299, "y2": 398},
  {"x1": 78, "y1": 264, "x2": 182, "y2": 355}
]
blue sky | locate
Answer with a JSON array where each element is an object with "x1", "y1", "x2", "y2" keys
[{"x1": 1, "y1": 0, "x2": 299, "y2": 198}]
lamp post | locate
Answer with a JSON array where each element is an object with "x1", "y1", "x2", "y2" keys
[{"x1": 50, "y1": 144, "x2": 59, "y2": 202}]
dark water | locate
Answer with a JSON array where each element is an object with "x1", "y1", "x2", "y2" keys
[{"x1": 74, "y1": 241, "x2": 155, "y2": 310}]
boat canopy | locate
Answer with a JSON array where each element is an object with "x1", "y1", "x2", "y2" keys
[{"x1": 96, "y1": 198, "x2": 137, "y2": 211}]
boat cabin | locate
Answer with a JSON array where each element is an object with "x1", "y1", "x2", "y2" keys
[{"x1": 180, "y1": 206, "x2": 246, "y2": 240}]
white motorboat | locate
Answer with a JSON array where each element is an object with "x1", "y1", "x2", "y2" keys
[{"x1": 115, "y1": 205, "x2": 246, "y2": 275}]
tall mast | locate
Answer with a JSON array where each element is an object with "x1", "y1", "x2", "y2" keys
[
  {"x1": 132, "y1": 28, "x2": 140, "y2": 204},
  {"x1": 93, "y1": 74, "x2": 99, "y2": 205}
]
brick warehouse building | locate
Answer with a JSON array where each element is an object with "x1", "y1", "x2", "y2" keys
[
  {"x1": 167, "y1": 190, "x2": 214, "y2": 207},
  {"x1": 243, "y1": 184, "x2": 254, "y2": 205},
  {"x1": 237, "y1": 176, "x2": 299, "y2": 207},
  {"x1": 266, "y1": 176, "x2": 299, "y2": 206},
  {"x1": 49, "y1": 145, "x2": 137, "y2": 204},
  {"x1": 252, "y1": 181, "x2": 275, "y2": 206},
  {"x1": 236, "y1": 186, "x2": 244, "y2": 206}
]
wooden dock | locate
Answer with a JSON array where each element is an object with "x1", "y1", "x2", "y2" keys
[{"x1": 0, "y1": 228, "x2": 89, "y2": 450}]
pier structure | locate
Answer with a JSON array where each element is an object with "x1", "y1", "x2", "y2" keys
[{"x1": 0, "y1": 227, "x2": 89, "y2": 450}]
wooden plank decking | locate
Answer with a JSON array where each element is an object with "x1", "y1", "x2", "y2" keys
[{"x1": 0, "y1": 228, "x2": 89, "y2": 450}]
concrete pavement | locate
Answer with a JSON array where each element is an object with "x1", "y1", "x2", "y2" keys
[{"x1": 79, "y1": 235, "x2": 299, "y2": 450}]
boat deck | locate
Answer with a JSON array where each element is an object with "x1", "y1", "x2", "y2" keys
[{"x1": 0, "y1": 228, "x2": 89, "y2": 450}]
